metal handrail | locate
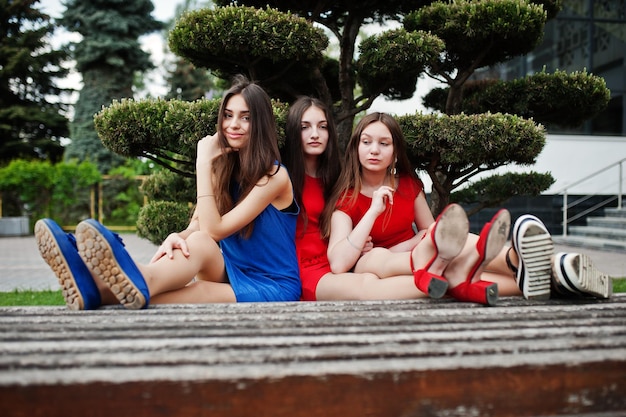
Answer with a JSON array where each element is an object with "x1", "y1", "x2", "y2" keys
[{"x1": 559, "y1": 157, "x2": 626, "y2": 237}]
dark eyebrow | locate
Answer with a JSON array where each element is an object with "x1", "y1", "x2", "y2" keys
[{"x1": 225, "y1": 108, "x2": 250, "y2": 114}]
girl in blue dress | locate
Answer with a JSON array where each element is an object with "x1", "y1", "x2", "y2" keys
[{"x1": 35, "y1": 75, "x2": 301, "y2": 309}]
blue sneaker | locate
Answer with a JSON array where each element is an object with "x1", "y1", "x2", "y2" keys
[
  {"x1": 75, "y1": 219, "x2": 150, "y2": 309},
  {"x1": 34, "y1": 219, "x2": 101, "y2": 310}
]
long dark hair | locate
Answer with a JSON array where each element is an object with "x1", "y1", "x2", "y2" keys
[
  {"x1": 320, "y1": 112, "x2": 416, "y2": 239},
  {"x1": 212, "y1": 74, "x2": 281, "y2": 236},
  {"x1": 283, "y1": 96, "x2": 342, "y2": 233}
]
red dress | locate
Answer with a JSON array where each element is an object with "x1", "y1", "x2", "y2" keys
[
  {"x1": 336, "y1": 175, "x2": 424, "y2": 248},
  {"x1": 296, "y1": 175, "x2": 332, "y2": 301},
  {"x1": 297, "y1": 174, "x2": 424, "y2": 301}
]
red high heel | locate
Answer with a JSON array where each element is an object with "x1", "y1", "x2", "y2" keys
[
  {"x1": 447, "y1": 209, "x2": 511, "y2": 306},
  {"x1": 411, "y1": 203, "x2": 469, "y2": 298}
]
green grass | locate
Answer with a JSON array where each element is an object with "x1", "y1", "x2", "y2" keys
[
  {"x1": 0, "y1": 281, "x2": 624, "y2": 306},
  {"x1": 613, "y1": 278, "x2": 626, "y2": 293},
  {"x1": 0, "y1": 289, "x2": 64, "y2": 306}
]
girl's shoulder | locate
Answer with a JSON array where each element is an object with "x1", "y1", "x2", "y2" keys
[
  {"x1": 269, "y1": 163, "x2": 292, "y2": 185},
  {"x1": 254, "y1": 163, "x2": 291, "y2": 188}
]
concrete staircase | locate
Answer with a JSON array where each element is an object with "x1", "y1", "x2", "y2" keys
[{"x1": 553, "y1": 207, "x2": 626, "y2": 252}]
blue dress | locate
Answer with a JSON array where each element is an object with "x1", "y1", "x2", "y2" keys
[{"x1": 220, "y1": 168, "x2": 301, "y2": 302}]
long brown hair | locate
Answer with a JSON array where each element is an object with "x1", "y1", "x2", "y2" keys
[
  {"x1": 320, "y1": 112, "x2": 416, "y2": 239},
  {"x1": 283, "y1": 96, "x2": 342, "y2": 234},
  {"x1": 211, "y1": 75, "x2": 281, "y2": 237}
]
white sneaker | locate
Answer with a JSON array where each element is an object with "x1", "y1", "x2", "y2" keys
[
  {"x1": 551, "y1": 252, "x2": 613, "y2": 299},
  {"x1": 511, "y1": 215, "x2": 554, "y2": 300}
]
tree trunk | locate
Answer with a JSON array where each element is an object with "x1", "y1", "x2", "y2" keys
[
  {"x1": 445, "y1": 82, "x2": 464, "y2": 115},
  {"x1": 335, "y1": 13, "x2": 364, "y2": 149},
  {"x1": 428, "y1": 171, "x2": 451, "y2": 217},
  {"x1": 336, "y1": 118, "x2": 354, "y2": 150}
]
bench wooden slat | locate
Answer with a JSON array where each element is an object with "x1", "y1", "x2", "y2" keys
[{"x1": 1, "y1": 295, "x2": 625, "y2": 416}]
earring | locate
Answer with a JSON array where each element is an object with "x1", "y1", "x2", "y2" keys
[{"x1": 390, "y1": 158, "x2": 397, "y2": 176}]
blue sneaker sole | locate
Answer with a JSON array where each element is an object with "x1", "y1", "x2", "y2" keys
[
  {"x1": 75, "y1": 219, "x2": 149, "y2": 309},
  {"x1": 34, "y1": 219, "x2": 101, "y2": 310}
]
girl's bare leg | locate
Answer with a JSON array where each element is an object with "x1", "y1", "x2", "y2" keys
[
  {"x1": 349, "y1": 216, "x2": 522, "y2": 299},
  {"x1": 151, "y1": 280, "x2": 236, "y2": 304},
  {"x1": 482, "y1": 245, "x2": 521, "y2": 296},
  {"x1": 354, "y1": 248, "x2": 411, "y2": 277},
  {"x1": 438, "y1": 233, "x2": 481, "y2": 288},
  {"x1": 138, "y1": 230, "x2": 229, "y2": 298},
  {"x1": 315, "y1": 272, "x2": 427, "y2": 301},
  {"x1": 480, "y1": 271, "x2": 522, "y2": 296},
  {"x1": 484, "y1": 245, "x2": 518, "y2": 276},
  {"x1": 355, "y1": 223, "x2": 438, "y2": 278},
  {"x1": 442, "y1": 233, "x2": 521, "y2": 296}
]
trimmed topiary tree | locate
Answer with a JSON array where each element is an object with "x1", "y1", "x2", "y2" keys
[{"x1": 93, "y1": 0, "x2": 610, "y2": 238}]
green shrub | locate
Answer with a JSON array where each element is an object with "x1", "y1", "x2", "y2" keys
[
  {"x1": 0, "y1": 159, "x2": 100, "y2": 228},
  {"x1": 451, "y1": 171, "x2": 555, "y2": 216},
  {"x1": 140, "y1": 170, "x2": 195, "y2": 202},
  {"x1": 137, "y1": 200, "x2": 193, "y2": 244},
  {"x1": 357, "y1": 28, "x2": 444, "y2": 99},
  {"x1": 169, "y1": 6, "x2": 328, "y2": 74}
]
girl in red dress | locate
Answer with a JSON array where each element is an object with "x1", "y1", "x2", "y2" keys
[{"x1": 322, "y1": 112, "x2": 520, "y2": 305}]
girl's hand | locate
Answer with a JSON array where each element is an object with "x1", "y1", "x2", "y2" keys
[
  {"x1": 150, "y1": 233, "x2": 190, "y2": 263},
  {"x1": 196, "y1": 133, "x2": 232, "y2": 166},
  {"x1": 361, "y1": 236, "x2": 374, "y2": 255},
  {"x1": 370, "y1": 185, "x2": 394, "y2": 215}
]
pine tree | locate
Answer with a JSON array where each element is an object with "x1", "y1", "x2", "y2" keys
[
  {"x1": 60, "y1": 0, "x2": 162, "y2": 173},
  {"x1": 164, "y1": 0, "x2": 220, "y2": 101},
  {"x1": 165, "y1": 58, "x2": 220, "y2": 101},
  {"x1": 0, "y1": 0, "x2": 70, "y2": 164}
]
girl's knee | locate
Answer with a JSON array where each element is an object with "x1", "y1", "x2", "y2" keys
[
  {"x1": 186, "y1": 231, "x2": 222, "y2": 260},
  {"x1": 365, "y1": 247, "x2": 389, "y2": 258},
  {"x1": 187, "y1": 230, "x2": 218, "y2": 247}
]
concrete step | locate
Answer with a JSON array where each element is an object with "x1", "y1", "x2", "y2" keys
[
  {"x1": 552, "y1": 235, "x2": 626, "y2": 253},
  {"x1": 587, "y1": 216, "x2": 626, "y2": 229},
  {"x1": 568, "y1": 225, "x2": 626, "y2": 241},
  {"x1": 605, "y1": 208, "x2": 626, "y2": 218}
]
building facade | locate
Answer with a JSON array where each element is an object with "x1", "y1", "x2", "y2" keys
[{"x1": 486, "y1": 0, "x2": 626, "y2": 136}]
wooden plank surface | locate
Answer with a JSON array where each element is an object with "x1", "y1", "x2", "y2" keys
[{"x1": 1, "y1": 295, "x2": 625, "y2": 417}]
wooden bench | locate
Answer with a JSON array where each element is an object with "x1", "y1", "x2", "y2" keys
[{"x1": 1, "y1": 295, "x2": 625, "y2": 417}]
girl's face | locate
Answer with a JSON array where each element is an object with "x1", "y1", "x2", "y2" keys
[
  {"x1": 222, "y1": 93, "x2": 250, "y2": 150},
  {"x1": 358, "y1": 121, "x2": 395, "y2": 173},
  {"x1": 300, "y1": 105, "x2": 329, "y2": 158}
]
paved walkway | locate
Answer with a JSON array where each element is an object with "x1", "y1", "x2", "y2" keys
[
  {"x1": 0, "y1": 233, "x2": 158, "y2": 292},
  {"x1": 0, "y1": 233, "x2": 625, "y2": 292}
]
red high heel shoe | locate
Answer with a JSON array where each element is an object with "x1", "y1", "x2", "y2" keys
[
  {"x1": 447, "y1": 209, "x2": 511, "y2": 306},
  {"x1": 411, "y1": 203, "x2": 469, "y2": 298}
]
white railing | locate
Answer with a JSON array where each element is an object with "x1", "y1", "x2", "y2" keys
[{"x1": 557, "y1": 158, "x2": 626, "y2": 236}]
